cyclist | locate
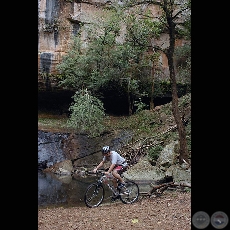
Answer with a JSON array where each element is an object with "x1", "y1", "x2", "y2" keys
[{"x1": 93, "y1": 146, "x2": 128, "y2": 191}]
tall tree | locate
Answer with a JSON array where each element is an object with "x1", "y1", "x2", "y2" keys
[
  {"x1": 122, "y1": 10, "x2": 162, "y2": 113},
  {"x1": 123, "y1": 0, "x2": 191, "y2": 164}
]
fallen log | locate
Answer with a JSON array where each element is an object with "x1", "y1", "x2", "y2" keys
[{"x1": 148, "y1": 181, "x2": 191, "y2": 196}]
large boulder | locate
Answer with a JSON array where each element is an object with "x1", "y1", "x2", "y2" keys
[
  {"x1": 43, "y1": 159, "x2": 73, "y2": 175},
  {"x1": 124, "y1": 140, "x2": 191, "y2": 185}
]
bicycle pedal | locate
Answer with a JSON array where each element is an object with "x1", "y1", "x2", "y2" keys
[
  {"x1": 120, "y1": 192, "x2": 128, "y2": 195},
  {"x1": 120, "y1": 189, "x2": 129, "y2": 195},
  {"x1": 118, "y1": 183, "x2": 126, "y2": 189}
]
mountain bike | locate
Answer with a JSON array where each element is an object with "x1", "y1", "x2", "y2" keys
[{"x1": 84, "y1": 168, "x2": 139, "y2": 208}]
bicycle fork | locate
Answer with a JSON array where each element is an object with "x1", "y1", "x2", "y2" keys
[{"x1": 87, "y1": 184, "x2": 101, "y2": 202}]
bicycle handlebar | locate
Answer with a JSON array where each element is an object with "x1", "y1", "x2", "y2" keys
[
  {"x1": 86, "y1": 169, "x2": 105, "y2": 176},
  {"x1": 87, "y1": 166, "x2": 127, "y2": 177},
  {"x1": 96, "y1": 170, "x2": 107, "y2": 176}
]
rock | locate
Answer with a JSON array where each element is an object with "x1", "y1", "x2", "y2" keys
[{"x1": 43, "y1": 159, "x2": 73, "y2": 174}]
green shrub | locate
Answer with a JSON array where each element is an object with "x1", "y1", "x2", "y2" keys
[
  {"x1": 67, "y1": 89, "x2": 106, "y2": 137},
  {"x1": 148, "y1": 145, "x2": 163, "y2": 162}
]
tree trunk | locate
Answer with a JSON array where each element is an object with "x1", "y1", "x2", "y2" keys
[
  {"x1": 166, "y1": 18, "x2": 189, "y2": 164},
  {"x1": 127, "y1": 78, "x2": 133, "y2": 116},
  {"x1": 150, "y1": 62, "x2": 155, "y2": 110}
]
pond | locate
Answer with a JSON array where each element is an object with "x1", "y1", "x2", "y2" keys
[
  {"x1": 38, "y1": 170, "x2": 152, "y2": 209},
  {"x1": 38, "y1": 170, "x2": 108, "y2": 208}
]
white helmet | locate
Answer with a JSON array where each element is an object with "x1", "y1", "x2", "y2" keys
[{"x1": 102, "y1": 146, "x2": 110, "y2": 154}]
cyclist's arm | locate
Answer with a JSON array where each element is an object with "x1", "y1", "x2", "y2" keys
[
  {"x1": 93, "y1": 160, "x2": 105, "y2": 173},
  {"x1": 106, "y1": 163, "x2": 116, "y2": 174}
]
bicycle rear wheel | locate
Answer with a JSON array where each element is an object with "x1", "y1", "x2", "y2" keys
[
  {"x1": 119, "y1": 181, "x2": 139, "y2": 204},
  {"x1": 84, "y1": 183, "x2": 105, "y2": 208}
]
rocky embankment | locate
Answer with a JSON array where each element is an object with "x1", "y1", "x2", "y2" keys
[{"x1": 43, "y1": 139, "x2": 191, "y2": 193}]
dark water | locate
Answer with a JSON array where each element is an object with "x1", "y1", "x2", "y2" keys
[
  {"x1": 38, "y1": 171, "x2": 92, "y2": 208},
  {"x1": 38, "y1": 170, "x2": 115, "y2": 208}
]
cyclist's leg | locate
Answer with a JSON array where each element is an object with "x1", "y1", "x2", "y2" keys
[
  {"x1": 111, "y1": 177, "x2": 118, "y2": 189},
  {"x1": 112, "y1": 166, "x2": 125, "y2": 188}
]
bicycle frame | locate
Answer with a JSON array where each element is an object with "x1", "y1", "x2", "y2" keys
[{"x1": 98, "y1": 172, "x2": 119, "y2": 195}]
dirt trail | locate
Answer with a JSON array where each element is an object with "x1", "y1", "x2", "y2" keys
[{"x1": 38, "y1": 191, "x2": 191, "y2": 230}]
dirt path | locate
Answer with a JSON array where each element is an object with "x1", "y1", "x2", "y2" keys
[{"x1": 38, "y1": 191, "x2": 191, "y2": 230}]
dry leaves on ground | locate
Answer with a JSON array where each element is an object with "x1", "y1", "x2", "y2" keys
[{"x1": 38, "y1": 191, "x2": 191, "y2": 230}]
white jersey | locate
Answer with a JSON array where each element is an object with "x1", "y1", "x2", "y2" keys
[{"x1": 103, "y1": 150, "x2": 126, "y2": 165}]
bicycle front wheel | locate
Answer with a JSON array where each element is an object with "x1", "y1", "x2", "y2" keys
[
  {"x1": 84, "y1": 183, "x2": 105, "y2": 208},
  {"x1": 119, "y1": 181, "x2": 139, "y2": 204}
]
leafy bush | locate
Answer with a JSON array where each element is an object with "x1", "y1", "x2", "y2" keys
[
  {"x1": 148, "y1": 145, "x2": 163, "y2": 162},
  {"x1": 67, "y1": 89, "x2": 106, "y2": 137}
]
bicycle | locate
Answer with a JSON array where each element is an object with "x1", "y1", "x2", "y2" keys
[{"x1": 84, "y1": 168, "x2": 139, "y2": 208}]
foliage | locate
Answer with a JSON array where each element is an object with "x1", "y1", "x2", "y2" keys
[
  {"x1": 56, "y1": 6, "x2": 165, "y2": 114},
  {"x1": 57, "y1": 0, "x2": 191, "y2": 100},
  {"x1": 178, "y1": 92, "x2": 190, "y2": 107},
  {"x1": 56, "y1": 36, "x2": 92, "y2": 90},
  {"x1": 175, "y1": 0, "x2": 191, "y2": 40},
  {"x1": 148, "y1": 145, "x2": 164, "y2": 162},
  {"x1": 133, "y1": 97, "x2": 148, "y2": 113},
  {"x1": 174, "y1": 44, "x2": 191, "y2": 84},
  {"x1": 54, "y1": 0, "x2": 191, "y2": 158},
  {"x1": 185, "y1": 124, "x2": 191, "y2": 153},
  {"x1": 66, "y1": 88, "x2": 106, "y2": 137},
  {"x1": 38, "y1": 93, "x2": 191, "y2": 160}
]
